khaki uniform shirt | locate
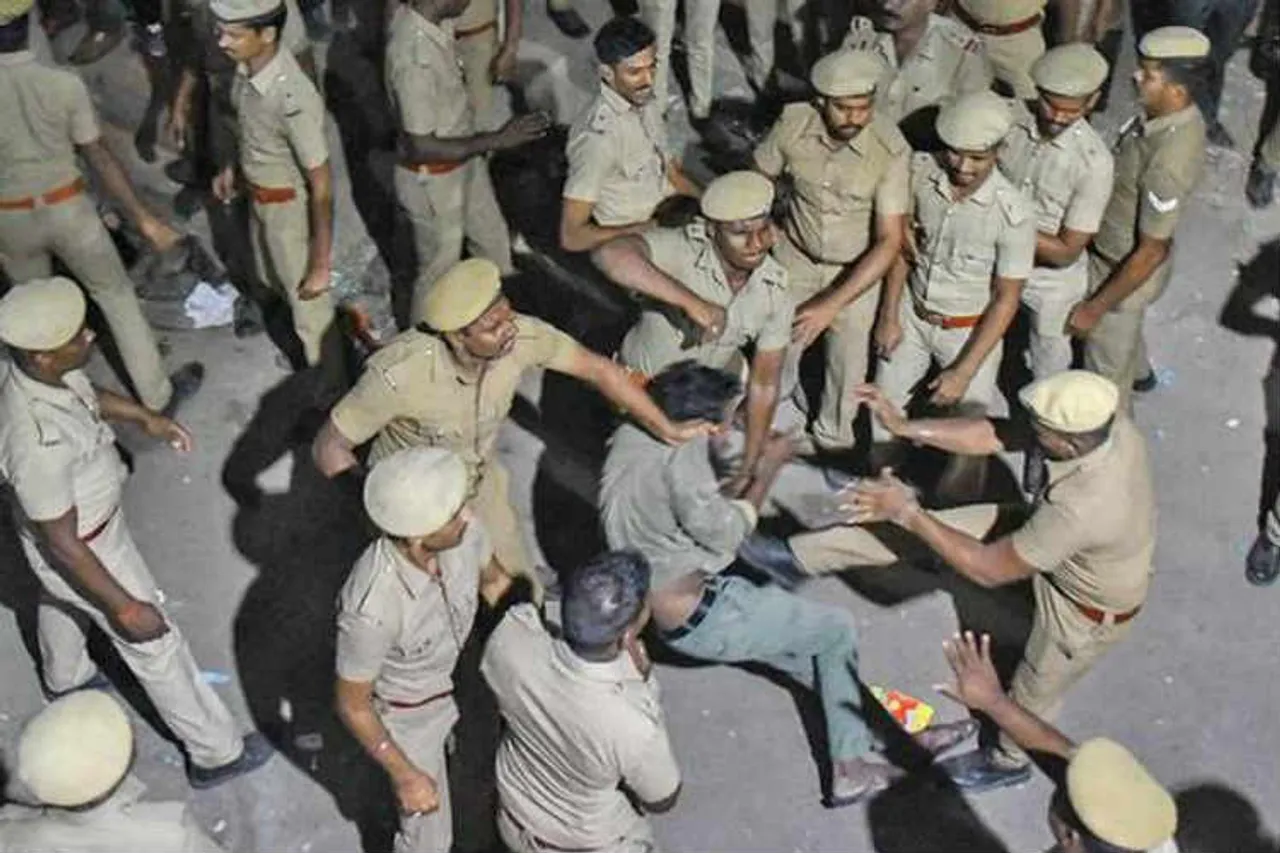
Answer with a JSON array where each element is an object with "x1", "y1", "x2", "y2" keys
[
  {"x1": 0, "y1": 776, "x2": 222, "y2": 853},
  {"x1": 956, "y1": 0, "x2": 1044, "y2": 27},
  {"x1": 482, "y1": 604, "x2": 680, "y2": 850},
  {"x1": 600, "y1": 423, "x2": 757, "y2": 588},
  {"x1": 336, "y1": 522, "x2": 491, "y2": 703},
  {"x1": 329, "y1": 316, "x2": 579, "y2": 482},
  {"x1": 617, "y1": 221, "x2": 793, "y2": 375},
  {"x1": 0, "y1": 51, "x2": 99, "y2": 199},
  {"x1": 907, "y1": 155, "x2": 1036, "y2": 315},
  {"x1": 844, "y1": 15, "x2": 994, "y2": 125},
  {"x1": 564, "y1": 86, "x2": 672, "y2": 227},
  {"x1": 386, "y1": 7, "x2": 473, "y2": 145},
  {"x1": 231, "y1": 48, "x2": 328, "y2": 189},
  {"x1": 999, "y1": 109, "x2": 1114, "y2": 276},
  {"x1": 753, "y1": 104, "x2": 911, "y2": 264},
  {"x1": 0, "y1": 365, "x2": 127, "y2": 537},
  {"x1": 1093, "y1": 106, "x2": 1206, "y2": 272},
  {"x1": 1011, "y1": 417, "x2": 1156, "y2": 612}
]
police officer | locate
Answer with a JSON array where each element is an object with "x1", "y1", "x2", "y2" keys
[
  {"x1": 451, "y1": 0, "x2": 524, "y2": 129},
  {"x1": 1067, "y1": 27, "x2": 1208, "y2": 409},
  {"x1": 593, "y1": 171, "x2": 792, "y2": 497},
  {"x1": 873, "y1": 92, "x2": 1034, "y2": 447},
  {"x1": 998, "y1": 45, "x2": 1114, "y2": 381},
  {"x1": 784, "y1": 372, "x2": 1158, "y2": 793},
  {"x1": 560, "y1": 16, "x2": 699, "y2": 253},
  {"x1": 844, "y1": 0, "x2": 993, "y2": 138},
  {"x1": 482, "y1": 551, "x2": 681, "y2": 853},
  {"x1": 0, "y1": 692, "x2": 223, "y2": 852},
  {"x1": 0, "y1": 279, "x2": 271, "y2": 791},
  {"x1": 214, "y1": 0, "x2": 342, "y2": 386},
  {"x1": 312, "y1": 259, "x2": 707, "y2": 599},
  {"x1": 950, "y1": 0, "x2": 1047, "y2": 99},
  {"x1": 386, "y1": 0, "x2": 549, "y2": 326},
  {"x1": 0, "y1": 0, "x2": 203, "y2": 416},
  {"x1": 753, "y1": 49, "x2": 910, "y2": 453},
  {"x1": 334, "y1": 447, "x2": 508, "y2": 853}
]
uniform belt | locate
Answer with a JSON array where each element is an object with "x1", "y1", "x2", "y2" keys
[
  {"x1": 1070, "y1": 598, "x2": 1141, "y2": 626},
  {"x1": 401, "y1": 159, "x2": 465, "y2": 176},
  {"x1": 912, "y1": 300, "x2": 984, "y2": 329},
  {"x1": 454, "y1": 18, "x2": 497, "y2": 38},
  {"x1": 0, "y1": 177, "x2": 87, "y2": 211},
  {"x1": 660, "y1": 579, "x2": 719, "y2": 642},
  {"x1": 249, "y1": 183, "x2": 298, "y2": 204},
  {"x1": 501, "y1": 805, "x2": 606, "y2": 853},
  {"x1": 952, "y1": 6, "x2": 1043, "y2": 35},
  {"x1": 81, "y1": 507, "x2": 119, "y2": 543},
  {"x1": 378, "y1": 688, "x2": 453, "y2": 710}
]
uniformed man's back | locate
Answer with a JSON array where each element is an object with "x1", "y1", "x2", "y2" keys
[{"x1": 0, "y1": 55, "x2": 91, "y2": 198}]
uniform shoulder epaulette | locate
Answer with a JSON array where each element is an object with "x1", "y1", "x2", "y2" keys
[
  {"x1": 936, "y1": 15, "x2": 983, "y2": 52},
  {"x1": 367, "y1": 329, "x2": 435, "y2": 389},
  {"x1": 586, "y1": 94, "x2": 623, "y2": 134}
]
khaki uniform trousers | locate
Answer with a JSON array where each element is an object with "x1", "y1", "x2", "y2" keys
[
  {"x1": 497, "y1": 808, "x2": 657, "y2": 853},
  {"x1": 474, "y1": 459, "x2": 540, "y2": 599},
  {"x1": 455, "y1": 23, "x2": 501, "y2": 131},
  {"x1": 980, "y1": 28, "x2": 1045, "y2": 100},
  {"x1": 0, "y1": 196, "x2": 172, "y2": 411},
  {"x1": 776, "y1": 237, "x2": 879, "y2": 450},
  {"x1": 380, "y1": 697, "x2": 460, "y2": 853},
  {"x1": 20, "y1": 510, "x2": 243, "y2": 769},
  {"x1": 1023, "y1": 259, "x2": 1089, "y2": 380},
  {"x1": 872, "y1": 298, "x2": 1003, "y2": 442},
  {"x1": 394, "y1": 161, "x2": 513, "y2": 326},
  {"x1": 249, "y1": 193, "x2": 337, "y2": 367},
  {"x1": 1082, "y1": 252, "x2": 1171, "y2": 412}
]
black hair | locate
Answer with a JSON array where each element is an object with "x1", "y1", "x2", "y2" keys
[
  {"x1": 646, "y1": 359, "x2": 743, "y2": 423},
  {"x1": 562, "y1": 550, "x2": 651, "y2": 656},
  {"x1": 1158, "y1": 56, "x2": 1209, "y2": 104},
  {"x1": 0, "y1": 13, "x2": 31, "y2": 52},
  {"x1": 1050, "y1": 789, "x2": 1145, "y2": 853},
  {"x1": 1062, "y1": 416, "x2": 1114, "y2": 456},
  {"x1": 593, "y1": 16, "x2": 655, "y2": 66}
]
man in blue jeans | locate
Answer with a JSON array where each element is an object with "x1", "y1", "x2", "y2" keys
[{"x1": 599, "y1": 360, "x2": 976, "y2": 806}]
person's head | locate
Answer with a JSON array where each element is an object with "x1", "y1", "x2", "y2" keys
[
  {"x1": 422, "y1": 258, "x2": 519, "y2": 363},
  {"x1": 1019, "y1": 370, "x2": 1120, "y2": 460},
  {"x1": 594, "y1": 16, "x2": 658, "y2": 107},
  {"x1": 876, "y1": 0, "x2": 936, "y2": 33},
  {"x1": 936, "y1": 91, "x2": 1010, "y2": 191},
  {"x1": 1048, "y1": 739, "x2": 1177, "y2": 853},
  {"x1": 17, "y1": 692, "x2": 134, "y2": 811},
  {"x1": 700, "y1": 171, "x2": 776, "y2": 274},
  {"x1": 0, "y1": 0, "x2": 34, "y2": 52},
  {"x1": 810, "y1": 49, "x2": 885, "y2": 142},
  {"x1": 1133, "y1": 27, "x2": 1210, "y2": 117},
  {"x1": 562, "y1": 550, "x2": 652, "y2": 661},
  {"x1": 212, "y1": 0, "x2": 287, "y2": 64},
  {"x1": 1031, "y1": 44, "x2": 1108, "y2": 139},
  {"x1": 0, "y1": 277, "x2": 96, "y2": 380},
  {"x1": 364, "y1": 447, "x2": 472, "y2": 559},
  {"x1": 646, "y1": 360, "x2": 744, "y2": 431}
]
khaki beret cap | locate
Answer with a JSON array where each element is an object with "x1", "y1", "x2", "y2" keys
[
  {"x1": 0, "y1": 0, "x2": 33, "y2": 24},
  {"x1": 1138, "y1": 25, "x2": 1210, "y2": 60},
  {"x1": 1019, "y1": 370, "x2": 1119, "y2": 433},
  {"x1": 0, "y1": 277, "x2": 87, "y2": 352},
  {"x1": 364, "y1": 447, "x2": 469, "y2": 538},
  {"x1": 210, "y1": 0, "x2": 284, "y2": 21},
  {"x1": 700, "y1": 171, "x2": 775, "y2": 222},
  {"x1": 19, "y1": 692, "x2": 133, "y2": 807},
  {"x1": 936, "y1": 91, "x2": 1012, "y2": 150},
  {"x1": 810, "y1": 49, "x2": 886, "y2": 98},
  {"x1": 1068, "y1": 738, "x2": 1177, "y2": 850},
  {"x1": 421, "y1": 258, "x2": 504, "y2": 332},
  {"x1": 1032, "y1": 44, "x2": 1110, "y2": 97}
]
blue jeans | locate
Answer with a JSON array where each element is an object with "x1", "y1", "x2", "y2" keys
[{"x1": 664, "y1": 575, "x2": 871, "y2": 762}]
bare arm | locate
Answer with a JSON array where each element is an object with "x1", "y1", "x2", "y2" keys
[
  {"x1": 554, "y1": 345, "x2": 706, "y2": 444},
  {"x1": 591, "y1": 235, "x2": 710, "y2": 316},
  {"x1": 335, "y1": 678, "x2": 440, "y2": 814},
  {"x1": 739, "y1": 348, "x2": 784, "y2": 488},
  {"x1": 299, "y1": 162, "x2": 335, "y2": 298},
  {"x1": 1068, "y1": 236, "x2": 1169, "y2": 336},
  {"x1": 313, "y1": 418, "x2": 362, "y2": 477},
  {"x1": 402, "y1": 112, "x2": 549, "y2": 165},
  {"x1": 852, "y1": 384, "x2": 1008, "y2": 455},
  {"x1": 1034, "y1": 226, "x2": 1094, "y2": 269},
  {"x1": 560, "y1": 198, "x2": 653, "y2": 253},
  {"x1": 78, "y1": 139, "x2": 178, "y2": 250},
  {"x1": 479, "y1": 555, "x2": 512, "y2": 606},
  {"x1": 97, "y1": 387, "x2": 194, "y2": 451},
  {"x1": 873, "y1": 253, "x2": 910, "y2": 357},
  {"x1": 666, "y1": 159, "x2": 700, "y2": 198}
]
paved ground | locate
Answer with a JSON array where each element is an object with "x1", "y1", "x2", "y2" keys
[{"x1": 2, "y1": 2, "x2": 1280, "y2": 852}]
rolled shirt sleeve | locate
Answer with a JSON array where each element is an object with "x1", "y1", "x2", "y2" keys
[
  {"x1": 874, "y1": 149, "x2": 911, "y2": 217},
  {"x1": 391, "y1": 60, "x2": 440, "y2": 138},
  {"x1": 751, "y1": 118, "x2": 788, "y2": 178},
  {"x1": 1009, "y1": 499, "x2": 1091, "y2": 572},
  {"x1": 516, "y1": 316, "x2": 582, "y2": 374},
  {"x1": 329, "y1": 370, "x2": 400, "y2": 447},
  {"x1": 335, "y1": 610, "x2": 394, "y2": 684},
  {"x1": 994, "y1": 208, "x2": 1037, "y2": 279},
  {"x1": 754, "y1": 285, "x2": 795, "y2": 353},
  {"x1": 563, "y1": 132, "x2": 609, "y2": 203},
  {"x1": 67, "y1": 76, "x2": 102, "y2": 145},
  {"x1": 1061, "y1": 152, "x2": 1114, "y2": 234},
  {"x1": 282, "y1": 85, "x2": 329, "y2": 172},
  {"x1": 619, "y1": 725, "x2": 681, "y2": 805},
  {"x1": 8, "y1": 443, "x2": 76, "y2": 523}
]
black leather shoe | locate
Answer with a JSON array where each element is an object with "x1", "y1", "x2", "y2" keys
[
  {"x1": 1131, "y1": 370, "x2": 1158, "y2": 393},
  {"x1": 160, "y1": 361, "x2": 206, "y2": 420},
  {"x1": 939, "y1": 749, "x2": 1032, "y2": 793},
  {"x1": 1206, "y1": 119, "x2": 1235, "y2": 149},
  {"x1": 737, "y1": 533, "x2": 809, "y2": 591},
  {"x1": 547, "y1": 3, "x2": 590, "y2": 38},
  {"x1": 188, "y1": 732, "x2": 275, "y2": 789},
  {"x1": 1246, "y1": 535, "x2": 1280, "y2": 587},
  {"x1": 1022, "y1": 446, "x2": 1047, "y2": 499},
  {"x1": 1247, "y1": 160, "x2": 1277, "y2": 209}
]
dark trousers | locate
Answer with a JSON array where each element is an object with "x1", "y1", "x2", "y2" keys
[
  {"x1": 1169, "y1": 0, "x2": 1263, "y2": 120},
  {"x1": 40, "y1": 0, "x2": 161, "y2": 30}
]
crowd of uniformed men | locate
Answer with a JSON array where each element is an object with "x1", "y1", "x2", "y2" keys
[{"x1": 0, "y1": 0, "x2": 1278, "y2": 849}]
